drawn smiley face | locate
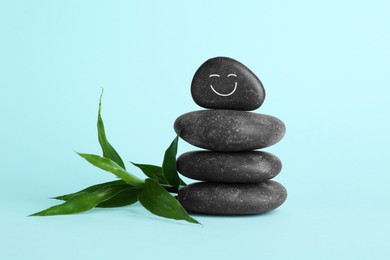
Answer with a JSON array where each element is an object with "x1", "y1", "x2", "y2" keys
[
  {"x1": 191, "y1": 57, "x2": 265, "y2": 110},
  {"x1": 208, "y1": 73, "x2": 238, "y2": 97}
]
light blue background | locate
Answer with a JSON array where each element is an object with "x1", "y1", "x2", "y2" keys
[{"x1": 1, "y1": 0, "x2": 389, "y2": 259}]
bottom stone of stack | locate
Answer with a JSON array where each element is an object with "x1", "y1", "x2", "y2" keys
[{"x1": 177, "y1": 181, "x2": 287, "y2": 215}]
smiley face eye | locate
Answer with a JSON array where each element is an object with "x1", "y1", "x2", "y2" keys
[{"x1": 209, "y1": 73, "x2": 238, "y2": 78}]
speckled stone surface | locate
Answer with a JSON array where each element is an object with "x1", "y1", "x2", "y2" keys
[
  {"x1": 177, "y1": 181, "x2": 287, "y2": 215},
  {"x1": 174, "y1": 110, "x2": 286, "y2": 152},
  {"x1": 191, "y1": 57, "x2": 265, "y2": 111},
  {"x1": 177, "y1": 151, "x2": 282, "y2": 183}
]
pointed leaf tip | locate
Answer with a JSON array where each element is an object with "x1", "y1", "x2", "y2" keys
[
  {"x1": 162, "y1": 136, "x2": 180, "y2": 188},
  {"x1": 97, "y1": 91, "x2": 126, "y2": 169}
]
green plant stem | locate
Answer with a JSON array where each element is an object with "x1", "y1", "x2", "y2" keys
[{"x1": 78, "y1": 153, "x2": 145, "y2": 187}]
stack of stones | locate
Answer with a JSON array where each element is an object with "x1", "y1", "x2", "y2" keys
[{"x1": 175, "y1": 57, "x2": 287, "y2": 215}]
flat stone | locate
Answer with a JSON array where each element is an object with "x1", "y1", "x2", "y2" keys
[
  {"x1": 178, "y1": 181, "x2": 287, "y2": 215},
  {"x1": 177, "y1": 151, "x2": 282, "y2": 183},
  {"x1": 191, "y1": 57, "x2": 265, "y2": 111},
  {"x1": 174, "y1": 110, "x2": 285, "y2": 151}
]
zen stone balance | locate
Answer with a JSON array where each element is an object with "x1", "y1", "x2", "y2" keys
[{"x1": 175, "y1": 57, "x2": 287, "y2": 215}]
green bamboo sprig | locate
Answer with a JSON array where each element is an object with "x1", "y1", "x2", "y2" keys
[{"x1": 30, "y1": 90, "x2": 200, "y2": 225}]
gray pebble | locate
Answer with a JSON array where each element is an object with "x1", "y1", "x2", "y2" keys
[
  {"x1": 178, "y1": 181, "x2": 287, "y2": 215},
  {"x1": 174, "y1": 110, "x2": 286, "y2": 151},
  {"x1": 191, "y1": 57, "x2": 265, "y2": 111},
  {"x1": 177, "y1": 151, "x2": 282, "y2": 183}
]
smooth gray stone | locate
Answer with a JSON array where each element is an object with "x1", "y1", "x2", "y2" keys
[
  {"x1": 174, "y1": 110, "x2": 286, "y2": 151},
  {"x1": 178, "y1": 181, "x2": 287, "y2": 215},
  {"x1": 191, "y1": 57, "x2": 265, "y2": 111},
  {"x1": 177, "y1": 151, "x2": 282, "y2": 183}
]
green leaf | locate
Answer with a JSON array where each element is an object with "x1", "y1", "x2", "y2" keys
[
  {"x1": 53, "y1": 180, "x2": 125, "y2": 201},
  {"x1": 162, "y1": 136, "x2": 180, "y2": 187},
  {"x1": 53, "y1": 181, "x2": 139, "y2": 208},
  {"x1": 30, "y1": 185, "x2": 129, "y2": 216},
  {"x1": 97, "y1": 89, "x2": 126, "y2": 169},
  {"x1": 131, "y1": 163, "x2": 168, "y2": 184},
  {"x1": 132, "y1": 162, "x2": 187, "y2": 186},
  {"x1": 97, "y1": 187, "x2": 140, "y2": 208},
  {"x1": 77, "y1": 153, "x2": 144, "y2": 187},
  {"x1": 138, "y1": 178, "x2": 200, "y2": 224}
]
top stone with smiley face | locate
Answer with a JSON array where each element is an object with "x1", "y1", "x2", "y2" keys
[{"x1": 191, "y1": 57, "x2": 265, "y2": 111}]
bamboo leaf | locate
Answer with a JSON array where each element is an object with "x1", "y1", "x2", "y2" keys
[
  {"x1": 132, "y1": 162, "x2": 186, "y2": 186},
  {"x1": 162, "y1": 136, "x2": 180, "y2": 187},
  {"x1": 97, "y1": 90, "x2": 126, "y2": 169},
  {"x1": 77, "y1": 153, "x2": 144, "y2": 187},
  {"x1": 97, "y1": 187, "x2": 140, "y2": 208},
  {"x1": 131, "y1": 163, "x2": 168, "y2": 184},
  {"x1": 138, "y1": 178, "x2": 200, "y2": 224},
  {"x1": 53, "y1": 180, "x2": 125, "y2": 201},
  {"x1": 30, "y1": 185, "x2": 129, "y2": 216}
]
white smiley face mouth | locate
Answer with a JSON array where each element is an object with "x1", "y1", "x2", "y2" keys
[
  {"x1": 210, "y1": 82, "x2": 237, "y2": 96},
  {"x1": 209, "y1": 73, "x2": 238, "y2": 97}
]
